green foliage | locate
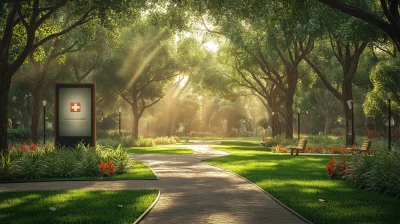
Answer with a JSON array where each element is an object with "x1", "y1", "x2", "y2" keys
[
  {"x1": 0, "y1": 143, "x2": 133, "y2": 180},
  {"x1": 96, "y1": 145, "x2": 132, "y2": 173},
  {"x1": 7, "y1": 128, "x2": 30, "y2": 143},
  {"x1": 134, "y1": 137, "x2": 156, "y2": 147},
  {"x1": 126, "y1": 146, "x2": 193, "y2": 155},
  {"x1": 154, "y1": 136, "x2": 180, "y2": 145},
  {"x1": 97, "y1": 130, "x2": 131, "y2": 139},
  {"x1": 347, "y1": 149, "x2": 400, "y2": 197},
  {"x1": 364, "y1": 57, "x2": 400, "y2": 118}
]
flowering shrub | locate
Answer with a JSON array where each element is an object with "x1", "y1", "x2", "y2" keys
[
  {"x1": 307, "y1": 145, "x2": 324, "y2": 153},
  {"x1": 271, "y1": 143, "x2": 288, "y2": 153},
  {"x1": 326, "y1": 156, "x2": 348, "y2": 179},
  {"x1": 18, "y1": 143, "x2": 39, "y2": 151},
  {"x1": 98, "y1": 160, "x2": 115, "y2": 176},
  {"x1": 327, "y1": 146, "x2": 351, "y2": 154},
  {"x1": 361, "y1": 128, "x2": 400, "y2": 140}
]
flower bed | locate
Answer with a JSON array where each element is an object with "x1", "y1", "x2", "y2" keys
[{"x1": 0, "y1": 143, "x2": 132, "y2": 180}]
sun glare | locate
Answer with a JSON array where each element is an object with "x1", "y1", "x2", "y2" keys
[{"x1": 204, "y1": 41, "x2": 219, "y2": 53}]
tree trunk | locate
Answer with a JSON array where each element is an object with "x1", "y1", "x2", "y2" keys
[
  {"x1": 344, "y1": 102, "x2": 353, "y2": 146},
  {"x1": 324, "y1": 112, "x2": 331, "y2": 135},
  {"x1": 0, "y1": 72, "x2": 12, "y2": 153},
  {"x1": 285, "y1": 86, "x2": 295, "y2": 139},
  {"x1": 343, "y1": 81, "x2": 354, "y2": 146},
  {"x1": 131, "y1": 114, "x2": 140, "y2": 139},
  {"x1": 30, "y1": 89, "x2": 44, "y2": 143}
]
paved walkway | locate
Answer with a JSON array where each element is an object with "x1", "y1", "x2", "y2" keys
[{"x1": 0, "y1": 142, "x2": 308, "y2": 224}]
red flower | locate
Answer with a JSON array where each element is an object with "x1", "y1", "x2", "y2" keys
[
  {"x1": 19, "y1": 144, "x2": 28, "y2": 151},
  {"x1": 98, "y1": 160, "x2": 115, "y2": 176}
]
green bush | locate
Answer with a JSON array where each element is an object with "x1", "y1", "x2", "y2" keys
[
  {"x1": 97, "y1": 130, "x2": 131, "y2": 139},
  {"x1": 346, "y1": 148, "x2": 400, "y2": 197},
  {"x1": 154, "y1": 136, "x2": 179, "y2": 145},
  {"x1": 97, "y1": 136, "x2": 180, "y2": 148},
  {"x1": 134, "y1": 137, "x2": 155, "y2": 147},
  {"x1": 7, "y1": 128, "x2": 30, "y2": 142},
  {"x1": 0, "y1": 143, "x2": 133, "y2": 180}
]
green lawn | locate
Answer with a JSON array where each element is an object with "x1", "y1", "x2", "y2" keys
[
  {"x1": 0, "y1": 160, "x2": 157, "y2": 183},
  {"x1": 182, "y1": 136, "x2": 263, "y2": 142},
  {"x1": 126, "y1": 146, "x2": 193, "y2": 154},
  {"x1": 205, "y1": 141, "x2": 400, "y2": 224},
  {"x1": 0, "y1": 190, "x2": 158, "y2": 224}
]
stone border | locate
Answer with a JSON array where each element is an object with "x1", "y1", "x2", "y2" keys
[
  {"x1": 206, "y1": 163, "x2": 312, "y2": 224},
  {"x1": 133, "y1": 190, "x2": 161, "y2": 224}
]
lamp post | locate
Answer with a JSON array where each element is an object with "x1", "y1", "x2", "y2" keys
[
  {"x1": 387, "y1": 92, "x2": 393, "y2": 151},
  {"x1": 347, "y1": 100, "x2": 355, "y2": 146},
  {"x1": 272, "y1": 112, "x2": 275, "y2": 137},
  {"x1": 118, "y1": 107, "x2": 122, "y2": 138},
  {"x1": 297, "y1": 107, "x2": 301, "y2": 140},
  {"x1": 42, "y1": 100, "x2": 47, "y2": 145}
]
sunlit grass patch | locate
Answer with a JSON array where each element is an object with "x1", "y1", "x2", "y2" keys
[
  {"x1": 206, "y1": 141, "x2": 400, "y2": 224},
  {"x1": 0, "y1": 190, "x2": 158, "y2": 224},
  {"x1": 126, "y1": 146, "x2": 193, "y2": 154}
]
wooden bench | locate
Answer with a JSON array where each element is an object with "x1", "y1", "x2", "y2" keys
[
  {"x1": 288, "y1": 140, "x2": 307, "y2": 156},
  {"x1": 347, "y1": 140, "x2": 371, "y2": 155}
]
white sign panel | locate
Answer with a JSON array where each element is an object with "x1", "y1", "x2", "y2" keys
[{"x1": 59, "y1": 88, "x2": 92, "y2": 136}]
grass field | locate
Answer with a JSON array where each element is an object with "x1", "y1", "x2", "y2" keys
[
  {"x1": 0, "y1": 190, "x2": 158, "y2": 224},
  {"x1": 205, "y1": 141, "x2": 400, "y2": 224},
  {"x1": 126, "y1": 146, "x2": 193, "y2": 154}
]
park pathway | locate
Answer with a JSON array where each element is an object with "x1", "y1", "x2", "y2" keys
[{"x1": 0, "y1": 141, "x2": 308, "y2": 224}]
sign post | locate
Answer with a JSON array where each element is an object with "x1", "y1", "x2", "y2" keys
[{"x1": 55, "y1": 83, "x2": 96, "y2": 148}]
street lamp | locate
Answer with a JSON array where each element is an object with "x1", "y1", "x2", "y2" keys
[
  {"x1": 347, "y1": 100, "x2": 355, "y2": 146},
  {"x1": 297, "y1": 107, "x2": 301, "y2": 140},
  {"x1": 272, "y1": 112, "x2": 275, "y2": 137},
  {"x1": 387, "y1": 92, "x2": 393, "y2": 151},
  {"x1": 42, "y1": 100, "x2": 47, "y2": 145},
  {"x1": 118, "y1": 107, "x2": 122, "y2": 138}
]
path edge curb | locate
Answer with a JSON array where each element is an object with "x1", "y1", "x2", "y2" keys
[
  {"x1": 133, "y1": 190, "x2": 161, "y2": 224},
  {"x1": 206, "y1": 163, "x2": 312, "y2": 224}
]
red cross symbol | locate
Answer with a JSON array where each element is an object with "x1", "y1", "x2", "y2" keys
[{"x1": 70, "y1": 102, "x2": 81, "y2": 112}]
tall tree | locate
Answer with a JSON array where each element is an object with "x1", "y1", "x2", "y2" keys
[
  {"x1": 317, "y1": 0, "x2": 400, "y2": 52},
  {"x1": 0, "y1": 0, "x2": 144, "y2": 152},
  {"x1": 95, "y1": 21, "x2": 179, "y2": 138},
  {"x1": 301, "y1": 3, "x2": 379, "y2": 145}
]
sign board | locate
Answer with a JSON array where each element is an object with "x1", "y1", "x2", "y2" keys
[{"x1": 55, "y1": 83, "x2": 96, "y2": 147}]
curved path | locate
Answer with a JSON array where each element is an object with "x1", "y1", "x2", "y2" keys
[{"x1": 0, "y1": 142, "x2": 307, "y2": 224}]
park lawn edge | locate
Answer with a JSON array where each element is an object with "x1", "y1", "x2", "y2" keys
[{"x1": 0, "y1": 189, "x2": 159, "y2": 224}]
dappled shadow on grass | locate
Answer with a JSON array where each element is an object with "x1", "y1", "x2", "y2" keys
[
  {"x1": 207, "y1": 142, "x2": 400, "y2": 224},
  {"x1": 0, "y1": 190, "x2": 158, "y2": 224}
]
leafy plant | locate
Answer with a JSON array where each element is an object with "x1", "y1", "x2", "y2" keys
[
  {"x1": 0, "y1": 143, "x2": 133, "y2": 180},
  {"x1": 346, "y1": 148, "x2": 400, "y2": 197}
]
